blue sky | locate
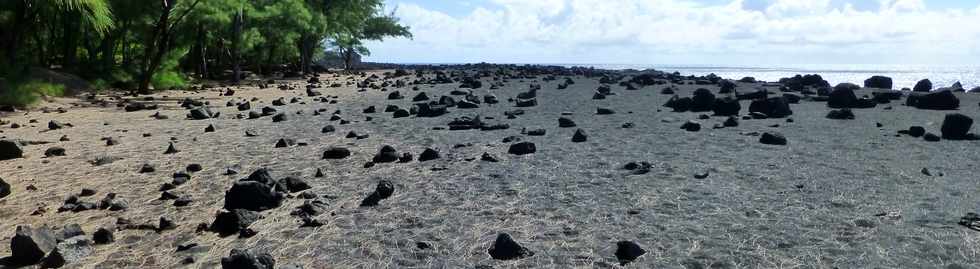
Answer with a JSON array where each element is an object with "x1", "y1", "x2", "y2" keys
[{"x1": 363, "y1": 0, "x2": 980, "y2": 65}]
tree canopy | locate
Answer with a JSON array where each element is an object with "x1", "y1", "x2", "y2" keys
[{"x1": 0, "y1": 0, "x2": 411, "y2": 98}]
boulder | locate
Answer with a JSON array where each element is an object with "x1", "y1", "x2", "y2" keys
[
  {"x1": 220, "y1": 248, "x2": 275, "y2": 269},
  {"x1": 322, "y1": 147, "x2": 351, "y2": 159},
  {"x1": 711, "y1": 97, "x2": 741, "y2": 116},
  {"x1": 0, "y1": 177, "x2": 10, "y2": 198},
  {"x1": 277, "y1": 177, "x2": 311, "y2": 193},
  {"x1": 826, "y1": 109, "x2": 855, "y2": 120},
  {"x1": 372, "y1": 145, "x2": 399, "y2": 163},
  {"x1": 760, "y1": 132, "x2": 787, "y2": 145},
  {"x1": 941, "y1": 113, "x2": 974, "y2": 140},
  {"x1": 418, "y1": 148, "x2": 440, "y2": 162},
  {"x1": 827, "y1": 88, "x2": 857, "y2": 108},
  {"x1": 210, "y1": 209, "x2": 261, "y2": 237},
  {"x1": 508, "y1": 142, "x2": 536, "y2": 155},
  {"x1": 0, "y1": 140, "x2": 24, "y2": 160},
  {"x1": 749, "y1": 97, "x2": 793, "y2": 118},
  {"x1": 187, "y1": 107, "x2": 217, "y2": 120},
  {"x1": 913, "y1": 79, "x2": 933, "y2": 92},
  {"x1": 558, "y1": 117, "x2": 576, "y2": 128},
  {"x1": 359, "y1": 180, "x2": 395, "y2": 207},
  {"x1": 864, "y1": 76, "x2": 893, "y2": 89},
  {"x1": 690, "y1": 88, "x2": 715, "y2": 112},
  {"x1": 571, "y1": 129, "x2": 588, "y2": 142},
  {"x1": 906, "y1": 90, "x2": 959, "y2": 110},
  {"x1": 223, "y1": 180, "x2": 285, "y2": 211},
  {"x1": 487, "y1": 233, "x2": 534, "y2": 260},
  {"x1": 10, "y1": 225, "x2": 57, "y2": 264},
  {"x1": 615, "y1": 241, "x2": 646, "y2": 266},
  {"x1": 680, "y1": 121, "x2": 701, "y2": 132},
  {"x1": 909, "y1": 126, "x2": 926, "y2": 137},
  {"x1": 664, "y1": 96, "x2": 692, "y2": 112}
]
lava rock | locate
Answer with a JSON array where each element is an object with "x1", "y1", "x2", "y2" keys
[
  {"x1": 10, "y1": 225, "x2": 57, "y2": 264},
  {"x1": 864, "y1": 76, "x2": 893, "y2": 89},
  {"x1": 487, "y1": 233, "x2": 534, "y2": 260},
  {"x1": 558, "y1": 117, "x2": 576, "y2": 128},
  {"x1": 418, "y1": 148, "x2": 440, "y2": 162},
  {"x1": 92, "y1": 227, "x2": 114, "y2": 244},
  {"x1": 322, "y1": 147, "x2": 352, "y2": 159},
  {"x1": 749, "y1": 97, "x2": 793, "y2": 118},
  {"x1": 571, "y1": 129, "x2": 588, "y2": 142},
  {"x1": 210, "y1": 209, "x2": 261, "y2": 237},
  {"x1": 906, "y1": 90, "x2": 959, "y2": 110},
  {"x1": 712, "y1": 97, "x2": 741, "y2": 116},
  {"x1": 690, "y1": 88, "x2": 716, "y2": 112},
  {"x1": 220, "y1": 248, "x2": 275, "y2": 269},
  {"x1": 615, "y1": 241, "x2": 647, "y2": 265},
  {"x1": 372, "y1": 145, "x2": 399, "y2": 163},
  {"x1": 913, "y1": 79, "x2": 933, "y2": 92},
  {"x1": 508, "y1": 142, "x2": 536, "y2": 155},
  {"x1": 681, "y1": 121, "x2": 701, "y2": 132},
  {"x1": 360, "y1": 180, "x2": 395, "y2": 207},
  {"x1": 44, "y1": 147, "x2": 66, "y2": 157},
  {"x1": 278, "y1": 177, "x2": 311, "y2": 193},
  {"x1": 828, "y1": 88, "x2": 858, "y2": 108},
  {"x1": 826, "y1": 109, "x2": 855, "y2": 120},
  {"x1": 223, "y1": 171, "x2": 285, "y2": 211},
  {"x1": 941, "y1": 113, "x2": 974, "y2": 140},
  {"x1": 760, "y1": 132, "x2": 787, "y2": 145},
  {"x1": 0, "y1": 140, "x2": 24, "y2": 160}
]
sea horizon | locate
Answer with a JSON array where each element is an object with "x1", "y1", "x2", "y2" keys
[{"x1": 379, "y1": 62, "x2": 980, "y2": 90}]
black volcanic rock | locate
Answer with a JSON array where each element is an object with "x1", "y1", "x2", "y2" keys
[
  {"x1": 508, "y1": 142, "x2": 536, "y2": 155},
  {"x1": 360, "y1": 180, "x2": 395, "y2": 207},
  {"x1": 908, "y1": 126, "x2": 926, "y2": 137},
  {"x1": 0, "y1": 140, "x2": 24, "y2": 160},
  {"x1": 571, "y1": 129, "x2": 588, "y2": 142},
  {"x1": 418, "y1": 148, "x2": 440, "y2": 162},
  {"x1": 558, "y1": 117, "x2": 576, "y2": 128},
  {"x1": 223, "y1": 169, "x2": 285, "y2": 211},
  {"x1": 372, "y1": 145, "x2": 399, "y2": 163},
  {"x1": 906, "y1": 90, "x2": 959, "y2": 110},
  {"x1": 913, "y1": 79, "x2": 933, "y2": 92},
  {"x1": 323, "y1": 147, "x2": 352, "y2": 159},
  {"x1": 690, "y1": 88, "x2": 716, "y2": 112},
  {"x1": 941, "y1": 113, "x2": 974, "y2": 140},
  {"x1": 712, "y1": 97, "x2": 741, "y2": 116},
  {"x1": 10, "y1": 225, "x2": 57, "y2": 264},
  {"x1": 487, "y1": 233, "x2": 534, "y2": 260},
  {"x1": 220, "y1": 248, "x2": 275, "y2": 269},
  {"x1": 210, "y1": 209, "x2": 261, "y2": 237},
  {"x1": 760, "y1": 132, "x2": 787, "y2": 145},
  {"x1": 749, "y1": 97, "x2": 793, "y2": 118},
  {"x1": 664, "y1": 96, "x2": 692, "y2": 112},
  {"x1": 615, "y1": 241, "x2": 647, "y2": 265},
  {"x1": 828, "y1": 88, "x2": 858, "y2": 108},
  {"x1": 826, "y1": 109, "x2": 855, "y2": 120},
  {"x1": 864, "y1": 76, "x2": 893, "y2": 89}
]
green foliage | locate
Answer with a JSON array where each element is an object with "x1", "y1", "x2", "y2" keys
[
  {"x1": 0, "y1": 80, "x2": 66, "y2": 106},
  {"x1": 151, "y1": 48, "x2": 190, "y2": 90},
  {"x1": 0, "y1": 0, "x2": 411, "y2": 91}
]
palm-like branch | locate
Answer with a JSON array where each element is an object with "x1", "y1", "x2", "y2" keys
[{"x1": 50, "y1": 0, "x2": 115, "y2": 33}]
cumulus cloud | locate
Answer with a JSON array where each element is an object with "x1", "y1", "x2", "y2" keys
[{"x1": 364, "y1": 0, "x2": 980, "y2": 64}]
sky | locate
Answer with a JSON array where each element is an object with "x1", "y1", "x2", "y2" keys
[{"x1": 362, "y1": 0, "x2": 980, "y2": 65}]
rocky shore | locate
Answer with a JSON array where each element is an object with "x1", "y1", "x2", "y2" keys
[{"x1": 1, "y1": 64, "x2": 979, "y2": 268}]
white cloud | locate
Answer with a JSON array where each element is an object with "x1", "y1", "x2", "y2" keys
[{"x1": 365, "y1": 0, "x2": 980, "y2": 64}]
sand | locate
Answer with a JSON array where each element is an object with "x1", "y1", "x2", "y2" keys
[{"x1": 1, "y1": 68, "x2": 979, "y2": 268}]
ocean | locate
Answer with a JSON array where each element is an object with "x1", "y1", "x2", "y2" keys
[{"x1": 561, "y1": 64, "x2": 980, "y2": 90}]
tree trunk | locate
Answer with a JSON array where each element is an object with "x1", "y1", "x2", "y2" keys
[
  {"x1": 231, "y1": 10, "x2": 243, "y2": 84},
  {"x1": 138, "y1": 0, "x2": 176, "y2": 94},
  {"x1": 298, "y1": 34, "x2": 316, "y2": 75},
  {"x1": 62, "y1": 10, "x2": 81, "y2": 70},
  {"x1": 194, "y1": 23, "x2": 207, "y2": 79},
  {"x1": 99, "y1": 32, "x2": 115, "y2": 73}
]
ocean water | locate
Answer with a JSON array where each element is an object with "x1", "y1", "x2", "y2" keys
[{"x1": 565, "y1": 64, "x2": 980, "y2": 90}]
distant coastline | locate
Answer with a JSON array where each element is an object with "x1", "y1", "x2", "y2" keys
[{"x1": 359, "y1": 62, "x2": 979, "y2": 90}]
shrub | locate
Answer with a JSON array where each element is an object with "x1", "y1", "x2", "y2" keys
[{"x1": 0, "y1": 80, "x2": 66, "y2": 106}]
